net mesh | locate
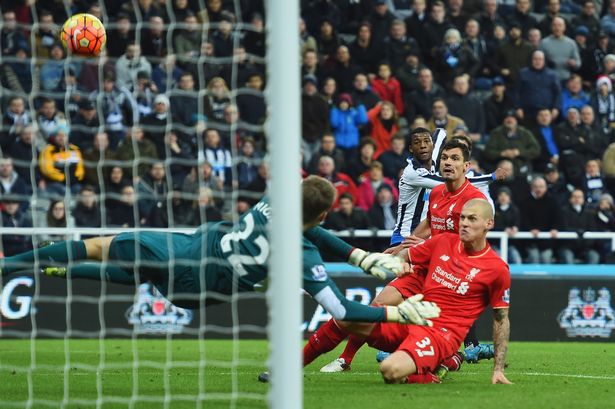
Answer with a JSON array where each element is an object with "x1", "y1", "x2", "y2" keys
[{"x1": 0, "y1": 1, "x2": 268, "y2": 407}]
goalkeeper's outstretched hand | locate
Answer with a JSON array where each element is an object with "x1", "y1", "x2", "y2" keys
[
  {"x1": 348, "y1": 249, "x2": 411, "y2": 280},
  {"x1": 386, "y1": 294, "x2": 440, "y2": 325}
]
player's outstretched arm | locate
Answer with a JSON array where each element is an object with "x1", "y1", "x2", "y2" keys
[
  {"x1": 348, "y1": 248, "x2": 410, "y2": 279},
  {"x1": 492, "y1": 307, "x2": 512, "y2": 384}
]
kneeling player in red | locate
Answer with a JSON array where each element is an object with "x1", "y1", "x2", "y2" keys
[{"x1": 304, "y1": 199, "x2": 512, "y2": 384}]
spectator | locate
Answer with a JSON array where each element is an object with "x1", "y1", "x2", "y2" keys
[
  {"x1": 404, "y1": 0, "x2": 429, "y2": 47},
  {"x1": 43, "y1": 199, "x2": 68, "y2": 242},
  {"x1": 595, "y1": 193, "x2": 615, "y2": 232},
  {"x1": 483, "y1": 110, "x2": 540, "y2": 176},
  {"x1": 239, "y1": 162, "x2": 269, "y2": 205},
  {"x1": 571, "y1": 1, "x2": 600, "y2": 40},
  {"x1": 39, "y1": 43, "x2": 72, "y2": 93},
  {"x1": 423, "y1": 1, "x2": 454, "y2": 62},
  {"x1": 0, "y1": 157, "x2": 28, "y2": 210},
  {"x1": 556, "y1": 107, "x2": 594, "y2": 186},
  {"x1": 426, "y1": 98, "x2": 466, "y2": 137},
  {"x1": 601, "y1": 0, "x2": 615, "y2": 39},
  {"x1": 175, "y1": 13, "x2": 203, "y2": 67},
  {"x1": 321, "y1": 77, "x2": 338, "y2": 107},
  {"x1": 181, "y1": 162, "x2": 225, "y2": 209},
  {"x1": 603, "y1": 141, "x2": 615, "y2": 194},
  {"x1": 580, "y1": 105, "x2": 609, "y2": 160},
  {"x1": 561, "y1": 74, "x2": 590, "y2": 115},
  {"x1": 301, "y1": 74, "x2": 330, "y2": 162},
  {"x1": 378, "y1": 134, "x2": 407, "y2": 183},
  {"x1": 299, "y1": 18, "x2": 318, "y2": 56},
  {"x1": 39, "y1": 126, "x2": 85, "y2": 197},
  {"x1": 91, "y1": 73, "x2": 134, "y2": 149},
  {"x1": 316, "y1": 155, "x2": 358, "y2": 209},
  {"x1": 1, "y1": 10, "x2": 27, "y2": 57},
  {"x1": 107, "y1": 184, "x2": 137, "y2": 227},
  {"x1": 544, "y1": 163, "x2": 573, "y2": 206},
  {"x1": 539, "y1": 17, "x2": 580, "y2": 82},
  {"x1": 115, "y1": 43, "x2": 152, "y2": 91},
  {"x1": 160, "y1": 130, "x2": 193, "y2": 185},
  {"x1": 410, "y1": 68, "x2": 447, "y2": 119},
  {"x1": 433, "y1": 28, "x2": 479, "y2": 87},
  {"x1": 33, "y1": 10, "x2": 57, "y2": 63},
  {"x1": 558, "y1": 189, "x2": 600, "y2": 264},
  {"x1": 169, "y1": 72, "x2": 199, "y2": 127},
  {"x1": 131, "y1": 71, "x2": 157, "y2": 120},
  {"x1": 137, "y1": 162, "x2": 168, "y2": 226},
  {"x1": 105, "y1": 13, "x2": 134, "y2": 58},
  {"x1": 0, "y1": 197, "x2": 32, "y2": 256},
  {"x1": 383, "y1": 19, "x2": 420, "y2": 69},
  {"x1": 495, "y1": 21, "x2": 535, "y2": 86},
  {"x1": 69, "y1": 99, "x2": 100, "y2": 152},
  {"x1": 446, "y1": 74, "x2": 485, "y2": 142},
  {"x1": 140, "y1": 15, "x2": 166, "y2": 64},
  {"x1": 395, "y1": 52, "x2": 423, "y2": 97},
  {"x1": 581, "y1": 159, "x2": 605, "y2": 206},
  {"x1": 301, "y1": 49, "x2": 324, "y2": 86},
  {"x1": 325, "y1": 45, "x2": 362, "y2": 93},
  {"x1": 35, "y1": 98, "x2": 66, "y2": 142},
  {"x1": 348, "y1": 22, "x2": 382, "y2": 74},
  {"x1": 175, "y1": 187, "x2": 223, "y2": 226},
  {"x1": 520, "y1": 176, "x2": 561, "y2": 264},
  {"x1": 304, "y1": 1, "x2": 341, "y2": 41},
  {"x1": 9, "y1": 125, "x2": 41, "y2": 190},
  {"x1": 152, "y1": 54, "x2": 183, "y2": 93},
  {"x1": 350, "y1": 73, "x2": 381, "y2": 111},
  {"x1": 356, "y1": 161, "x2": 399, "y2": 211},
  {"x1": 72, "y1": 185, "x2": 102, "y2": 228},
  {"x1": 307, "y1": 133, "x2": 346, "y2": 175},
  {"x1": 505, "y1": 0, "x2": 538, "y2": 38},
  {"x1": 115, "y1": 126, "x2": 159, "y2": 179},
  {"x1": 591, "y1": 76, "x2": 615, "y2": 134},
  {"x1": 83, "y1": 132, "x2": 115, "y2": 187},
  {"x1": 237, "y1": 73, "x2": 266, "y2": 127},
  {"x1": 476, "y1": 0, "x2": 505, "y2": 41},
  {"x1": 492, "y1": 187, "x2": 523, "y2": 264},
  {"x1": 141, "y1": 94, "x2": 171, "y2": 157},
  {"x1": 592, "y1": 33, "x2": 614, "y2": 84},
  {"x1": 484, "y1": 77, "x2": 515, "y2": 133},
  {"x1": 527, "y1": 28, "x2": 543, "y2": 49},
  {"x1": 515, "y1": 50, "x2": 561, "y2": 123},
  {"x1": 1, "y1": 96, "x2": 32, "y2": 154},
  {"x1": 329, "y1": 93, "x2": 368, "y2": 160},
  {"x1": 367, "y1": 102, "x2": 400, "y2": 158},
  {"x1": 464, "y1": 19, "x2": 493, "y2": 83},
  {"x1": 236, "y1": 137, "x2": 261, "y2": 189},
  {"x1": 530, "y1": 108, "x2": 559, "y2": 174},
  {"x1": 574, "y1": 26, "x2": 596, "y2": 87},
  {"x1": 316, "y1": 19, "x2": 342, "y2": 62},
  {"x1": 346, "y1": 137, "x2": 378, "y2": 183},
  {"x1": 323, "y1": 192, "x2": 372, "y2": 249},
  {"x1": 537, "y1": 0, "x2": 566, "y2": 36},
  {"x1": 1, "y1": 44, "x2": 32, "y2": 94},
  {"x1": 200, "y1": 129, "x2": 232, "y2": 186},
  {"x1": 368, "y1": 184, "x2": 398, "y2": 230},
  {"x1": 367, "y1": 0, "x2": 397, "y2": 49},
  {"x1": 370, "y1": 62, "x2": 404, "y2": 114},
  {"x1": 121, "y1": 0, "x2": 162, "y2": 25}
]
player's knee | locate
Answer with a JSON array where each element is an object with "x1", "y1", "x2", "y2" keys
[{"x1": 379, "y1": 359, "x2": 407, "y2": 384}]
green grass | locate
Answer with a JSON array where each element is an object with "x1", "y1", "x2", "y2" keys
[{"x1": 0, "y1": 340, "x2": 613, "y2": 408}]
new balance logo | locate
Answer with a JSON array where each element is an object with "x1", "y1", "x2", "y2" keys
[
  {"x1": 440, "y1": 254, "x2": 450, "y2": 261},
  {"x1": 433, "y1": 203, "x2": 438, "y2": 209}
]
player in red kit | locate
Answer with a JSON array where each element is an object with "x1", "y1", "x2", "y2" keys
[
  {"x1": 303, "y1": 199, "x2": 512, "y2": 385},
  {"x1": 321, "y1": 139, "x2": 489, "y2": 373}
]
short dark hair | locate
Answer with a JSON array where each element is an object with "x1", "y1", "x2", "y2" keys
[
  {"x1": 338, "y1": 192, "x2": 354, "y2": 202},
  {"x1": 409, "y1": 127, "x2": 431, "y2": 142},
  {"x1": 441, "y1": 139, "x2": 470, "y2": 162},
  {"x1": 451, "y1": 134, "x2": 473, "y2": 153},
  {"x1": 302, "y1": 175, "x2": 337, "y2": 224}
]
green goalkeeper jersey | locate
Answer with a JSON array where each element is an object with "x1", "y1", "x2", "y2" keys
[{"x1": 198, "y1": 197, "x2": 387, "y2": 322}]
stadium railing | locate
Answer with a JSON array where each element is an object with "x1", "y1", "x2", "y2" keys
[{"x1": 2, "y1": 228, "x2": 614, "y2": 264}]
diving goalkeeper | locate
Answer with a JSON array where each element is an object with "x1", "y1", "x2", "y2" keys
[{"x1": 0, "y1": 176, "x2": 437, "y2": 325}]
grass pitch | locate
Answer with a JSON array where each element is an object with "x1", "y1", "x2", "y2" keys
[{"x1": 0, "y1": 340, "x2": 613, "y2": 409}]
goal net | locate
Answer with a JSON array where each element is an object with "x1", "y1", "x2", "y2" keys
[{"x1": 0, "y1": 0, "x2": 300, "y2": 407}]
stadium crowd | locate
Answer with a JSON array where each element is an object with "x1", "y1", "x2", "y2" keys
[{"x1": 1, "y1": 0, "x2": 615, "y2": 264}]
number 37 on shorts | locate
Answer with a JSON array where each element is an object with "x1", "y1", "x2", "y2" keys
[{"x1": 414, "y1": 337, "x2": 435, "y2": 357}]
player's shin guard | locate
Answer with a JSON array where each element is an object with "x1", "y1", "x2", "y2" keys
[
  {"x1": 1, "y1": 241, "x2": 88, "y2": 276},
  {"x1": 464, "y1": 322, "x2": 479, "y2": 349},
  {"x1": 338, "y1": 335, "x2": 367, "y2": 366},
  {"x1": 303, "y1": 320, "x2": 349, "y2": 366}
]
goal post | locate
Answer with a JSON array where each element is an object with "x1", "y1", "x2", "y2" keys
[{"x1": 266, "y1": 0, "x2": 303, "y2": 408}]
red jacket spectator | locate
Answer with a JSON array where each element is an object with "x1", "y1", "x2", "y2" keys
[
  {"x1": 356, "y1": 162, "x2": 399, "y2": 211},
  {"x1": 370, "y1": 62, "x2": 404, "y2": 114},
  {"x1": 368, "y1": 102, "x2": 400, "y2": 157}
]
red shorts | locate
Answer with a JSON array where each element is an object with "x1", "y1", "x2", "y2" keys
[
  {"x1": 387, "y1": 272, "x2": 425, "y2": 299},
  {"x1": 367, "y1": 324, "x2": 458, "y2": 374}
]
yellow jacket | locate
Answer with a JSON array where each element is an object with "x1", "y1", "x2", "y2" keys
[{"x1": 39, "y1": 143, "x2": 85, "y2": 183}]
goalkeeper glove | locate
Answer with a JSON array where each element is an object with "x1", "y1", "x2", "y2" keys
[
  {"x1": 386, "y1": 294, "x2": 440, "y2": 326},
  {"x1": 348, "y1": 248, "x2": 405, "y2": 280}
]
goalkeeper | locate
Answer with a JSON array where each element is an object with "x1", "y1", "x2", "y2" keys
[{"x1": 0, "y1": 176, "x2": 437, "y2": 324}]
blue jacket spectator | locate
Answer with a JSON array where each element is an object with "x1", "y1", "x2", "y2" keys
[
  {"x1": 515, "y1": 50, "x2": 561, "y2": 119},
  {"x1": 329, "y1": 94, "x2": 368, "y2": 152},
  {"x1": 561, "y1": 74, "x2": 590, "y2": 115}
]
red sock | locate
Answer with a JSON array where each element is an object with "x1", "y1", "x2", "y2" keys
[
  {"x1": 339, "y1": 335, "x2": 367, "y2": 365},
  {"x1": 440, "y1": 352, "x2": 464, "y2": 372},
  {"x1": 303, "y1": 320, "x2": 349, "y2": 366},
  {"x1": 406, "y1": 372, "x2": 441, "y2": 384}
]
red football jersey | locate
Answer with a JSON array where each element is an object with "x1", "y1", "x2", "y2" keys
[
  {"x1": 427, "y1": 179, "x2": 486, "y2": 235},
  {"x1": 409, "y1": 233, "x2": 510, "y2": 348}
]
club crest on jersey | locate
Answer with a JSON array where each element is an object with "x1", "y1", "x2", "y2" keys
[
  {"x1": 465, "y1": 268, "x2": 481, "y2": 281},
  {"x1": 440, "y1": 254, "x2": 450, "y2": 262},
  {"x1": 446, "y1": 203, "x2": 456, "y2": 216}
]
